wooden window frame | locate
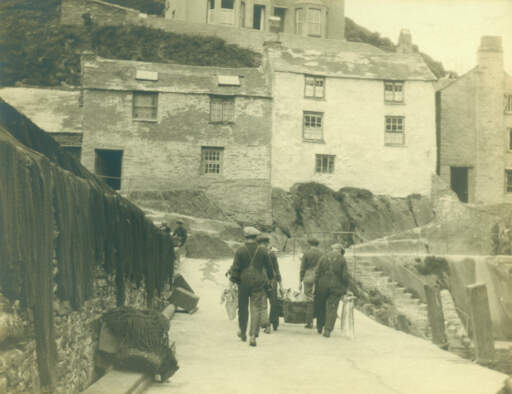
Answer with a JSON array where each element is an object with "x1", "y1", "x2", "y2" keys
[
  {"x1": 295, "y1": 8, "x2": 304, "y2": 34},
  {"x1": 304, "y1": 75, "x2": 325, "y2": 99},
  {"x1": 384, "y1": 116, "x2": 405, "y2": 146},
  {"x1": 132, "y1": 92, "x2": 158, "y2": 121},
  {"x1": 384, "y1": 81, "x2": 405, "y2": 103},
  {"x1": 201, "y1": 147, "x2": 224, "y2": 175},
  {"x1": 308, "y1": 8, "x2": 322, "y2": 37},
  {"x1": 505, "y1": 95, "x2": 512, "y2": 114},
  {"x1": 315, "y1": 154, "x2": 335, "y2": 174},
  {"x1": 210, "y1": 96, "x2": 235, "y2": 123},
  {"x1": 506, "y1": 169, "x2": 512, "y2": 193},
  {"x1": 303, "y1": 111, "x2": 324, "y2": 142}
]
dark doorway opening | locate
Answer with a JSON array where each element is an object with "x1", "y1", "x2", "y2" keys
[
  {"x1": 274, "y1": 7, "x2": 286, "y2": 32},
  {"x1": 450, "y1": 166, "x2": 469, "y2": 203},
  {"x1": 253, "y1": 5, "x2": 265, "y2": 30},
  {"x1": 95, "y1": 149, "x2": 123, "y2": 190}
]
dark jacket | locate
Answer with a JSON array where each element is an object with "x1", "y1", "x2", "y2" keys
[
  {"x1": 300, "y1": 246, "x2": 323, "y2": 281},
  {"x1": 270, "y1": 251, "x2": 282, "y2": 283},
  {"x1": 314, "y1": 251, "x2": 349, "y2": 294},
  {"x1": 229, "y1": 242, "x2": 273, "y2": 289},
  {"x1": 172, "y1": 226, "x2": 187, "y2": 247}
]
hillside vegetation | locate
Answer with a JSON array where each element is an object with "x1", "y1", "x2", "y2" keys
[{"x1": 0, "y1": 0, "x2": 447, "y2": 87}]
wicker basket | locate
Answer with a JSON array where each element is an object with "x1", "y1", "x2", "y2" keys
[{"x1": 283, "y1": 299, "x2": 314, "y2": 324}]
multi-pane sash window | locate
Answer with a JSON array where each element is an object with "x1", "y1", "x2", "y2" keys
[
  {"x1": 315, "y1": 154, "x2": 335, "y2": 173},
  {"x1": 384, "y1": 81, "x2": 404, "y2": 103},
  {"x1": 295, "y1": 8, "x2": 304, "y2": 34},
  {"x1": 305, "y1": 75, "x2": 325, "y2": 98},
  {"x1": 133, "y1": 92, "x2": 158, "y2": 120},
  {"x1": 210, "y1": 96, "x2": 235, "y2": 122},
  {"x1": 308, "y1": 8, "x2": 321, "y2": 36},
  {"x1": 385, "y1": 116, "x2": 405, "y2": 145},
  {"x1": 201, "y1": 147, "x2": 224, "y2": 175},
  {"x1": 506, "y1": 170, "x2": 512, "y2": 193},
  {"x1": 505, "y1": 95, "x2": 512, "y2": 113},
  {"x1": 508, "y1": 128, "x2": 512, "y2": 151},
  {"x1": 303, "y1": 112, "x2": 323, "y2": 141}
]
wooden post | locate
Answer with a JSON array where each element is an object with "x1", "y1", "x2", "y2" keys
[
  {"x1": 466, "y1": 283, "x2": 495, "y2": 365},
  {"x1": 424, "y1": 284, "x2": 448, "y2": 349}
]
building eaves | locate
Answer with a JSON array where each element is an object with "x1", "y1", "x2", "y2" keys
[
  {"x1": 267, "y1": 47, "x2": 437, "y2": 81},
  {"x1": 82, "y1": 57, "x2": 272, "y2": 98},
  {"x1": 0, "y1": 87, "x2": 82, "y2": 133},
  {"x1": 437, "y1": 67, "x2": 477, "y2": 92}
]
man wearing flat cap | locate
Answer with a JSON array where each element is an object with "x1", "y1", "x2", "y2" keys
[
  {"x1": 300, "y1": 237, "x2": 323, "y2": 328},
  {"x1": 228, "y1": 227, "x2": 273, "y2": 347},
  {"x1": 314, "y1": 243, "x2": 350, "y2": 338}
]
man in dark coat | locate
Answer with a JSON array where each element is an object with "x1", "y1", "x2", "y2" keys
[
  {"x1": 172, "y1": 220, "x2": 188, "y2": 247},
  {"x1": 314, "y1": 243, "x2": 350, "y2": 338},
  {"x1": 228, "y1": 227, "x2": 273, "y2": 346},
  {"x1": 300, "y1": 237, "x2": 323, "y2": 328}
]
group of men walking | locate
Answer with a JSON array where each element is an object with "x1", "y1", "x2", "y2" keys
[{"x1": 227, "y1": 227, "x2": 350, "y2": 347}]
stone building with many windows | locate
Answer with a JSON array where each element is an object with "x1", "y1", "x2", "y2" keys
[
  {"x1": 266, "y1": 44, "x2": 437, "y2": 196},
  {"x1": 80, "y1": 53, "x2": 272, "y2": 224},
  {"x1": 437, "y1": 36, "x2": 512, "y2": 204}
]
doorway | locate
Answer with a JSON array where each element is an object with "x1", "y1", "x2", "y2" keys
[
  {"x1": 253, "y1": 5, "x2": 265, "y2": 30},
  {"x1": 274, "y1": 7, "x2": 286, "y2": 32},
  {"x1": 95, "y1": 149, "x2": 123, "y2": 190},
  {"x1": 450, "y1": 166, "x2": 469, "y2": 203}
]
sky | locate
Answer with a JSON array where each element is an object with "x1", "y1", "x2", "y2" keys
[{"x1": 345, "y1": 0, "x2": 512, "y2": 75}]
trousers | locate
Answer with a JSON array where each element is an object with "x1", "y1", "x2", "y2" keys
[
  {"x1": 315, "y1": 287, "x2": 342, "y2": 333},
  {"x1": 238, "y1": 283, "x2": 250, "y2": 336},
  {"x1": 268, "y1": 281, "x2": 280, "y2": 330},
  {"x1": 249, "y1": 289, "x2": 268, "y2": 338}
]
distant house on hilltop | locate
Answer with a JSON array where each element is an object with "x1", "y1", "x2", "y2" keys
[
  {"x1": 0, "y1": 88, "x2": 83, "y2": 160},
  {"x1": 80, "y1": 53, "x2": 273, "y2": 224},
  {"x1": 166, "y1": 0, "x2": 345, "y2": 40},
  {"x1": 437, "y1": 36, "x2": 512, "y2": 204},
  {"x1": 267, "y1": 41, "x2": 437, "y2": 196}
]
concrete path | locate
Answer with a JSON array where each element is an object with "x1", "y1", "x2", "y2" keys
[{"x1": 146, "y1": 256, "x2": 507, "y2": 394}]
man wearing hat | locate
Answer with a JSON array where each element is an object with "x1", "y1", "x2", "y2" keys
[
  {"x1": 228, "y1": 227, "x2": 273, "y2": 347},
  {"x1": 314, "y1": 243, "x2": 350, "y2": 338},
  {"x1": 299, "y1": 237, "x2": 323, "y2": 328}
]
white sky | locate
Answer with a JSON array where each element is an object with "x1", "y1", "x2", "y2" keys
[{"x1": 345, "y1": 0, "x2": 512, "y2": 75}]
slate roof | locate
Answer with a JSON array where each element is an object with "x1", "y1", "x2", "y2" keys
[
  {"x1": 82, "y1": 56, "x2": 271, "y2": 98},
  {"x1": 0, "y1": 88, "x2": 82, "y2": 133},
  {"x1": 267, "y1": 46, "x2": 437, "y2": 81}
]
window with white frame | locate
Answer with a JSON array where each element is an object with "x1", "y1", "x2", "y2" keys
[
  {"x1": 506, "y1": 170, "x2": 512, "y2": 193},
  {"x1": 201, "y1": 147, "x2": 224, "y2": 175},
  {"x1": 384, "y1": 81, "x2": 404, "y2": 103},
  {"x1": 295, "y1": 8, "x2": 304, "y2": 34},
  {"x1": 305, "y1": 75, "x2": 325, "y2": 98},
  {"x1": 210, "y1": 96, "x2": 235, "y2": 123},
  {"x1": 303, "y1": 111, "x2": 323, "y2": 141},
  {"x1": 315, "y1": 154, "x2": 335, "y2": 173},
  {"x1": 133, "y1": 92, "x2": 158, "y2": 120},
  {"x1": 505, "y1": 95, "x2": 512, "y2": 113},
  {"x1": 308, "y1": 8, "x2": 321, "y2": 36},
  {"x1": 385, "y1": 116, "x2": 405, "y2": 145}
]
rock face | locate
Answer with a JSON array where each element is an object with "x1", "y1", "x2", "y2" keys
[{"x1": 272, "y1": 183, "x2": 434, "y2": 251}]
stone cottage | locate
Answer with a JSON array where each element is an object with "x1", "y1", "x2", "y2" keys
[
  {"x1": 265, "y1": 43, "x2": 437, "y2": 197},
  {"x1": 437, "y1": 36, "x2": 512, "y2": 204},
  {"x1": 0, "y1": 87, "x2": 82, "y2": 160},
  {"x1": 165, "y1": 0, "x2": 345, "y2": 39},
  {"x1": 80, "y1": 53, "x2": 273, "y2": 224}
]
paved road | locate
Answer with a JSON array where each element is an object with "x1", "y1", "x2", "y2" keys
[{"x1": 146, "y1": 256, "x2": 506, "y2": 394}]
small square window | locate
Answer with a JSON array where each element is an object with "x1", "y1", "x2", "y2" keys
[
  {"x1": 305, "y1": 75, "x2": 325, "y2": 98},
  {"x1": 133, "y1": 92, "x2": 158, "y2": 120},
  {"x1": 303, "y1": 111, "x2": 323, "y2": 141},
  {"x1": 385, "y1": 116, "x2": 405, "y2": 146},
  {"x1": 508, "y1": 128, "x2": 512, "y2": 151},
  {"x1": 506, "y1": 170, "x2": 512, "y2": 193},
  {"x1": 201, "y1": 147, "x2": 224, "y2": 175},
  {"x1": 210, "y1": 96, "x2": 235, "y2": 123},
  {"x1": 315, "y1": 154, "x2": 335, "y2": 173},
  {"x1": 384, "y1": 81, "x2": 404, "y2": 103}
]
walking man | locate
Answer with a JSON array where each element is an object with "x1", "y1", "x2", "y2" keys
[
  {"x1": 299, "y1": 237, "x2": 323, "y2": 328},
  {"x1": 172, "y1": 220, "x2": 188, "y2": 263},
  {"x1": 314, "y1": 243, "x2": 350, "y2": 338},
  {"x1": 228, "y1": 227, "x2": 273, "y2": 347}
]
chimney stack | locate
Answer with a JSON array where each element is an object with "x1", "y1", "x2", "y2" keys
[
  {"x1": 396, "y1": 29, "x2": 413, "y2": 54},
  {"x1": 477, "y1": 36, "x2": 503, "y2": 71}
]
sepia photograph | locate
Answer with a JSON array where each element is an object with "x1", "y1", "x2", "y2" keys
[{"x1": 0, "y1": 0, "x2": 511, "y2": 393}]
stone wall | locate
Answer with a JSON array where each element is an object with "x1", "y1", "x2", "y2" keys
[{"x1": 80, "y1": 81, "x2": 273, "y2": 225}]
